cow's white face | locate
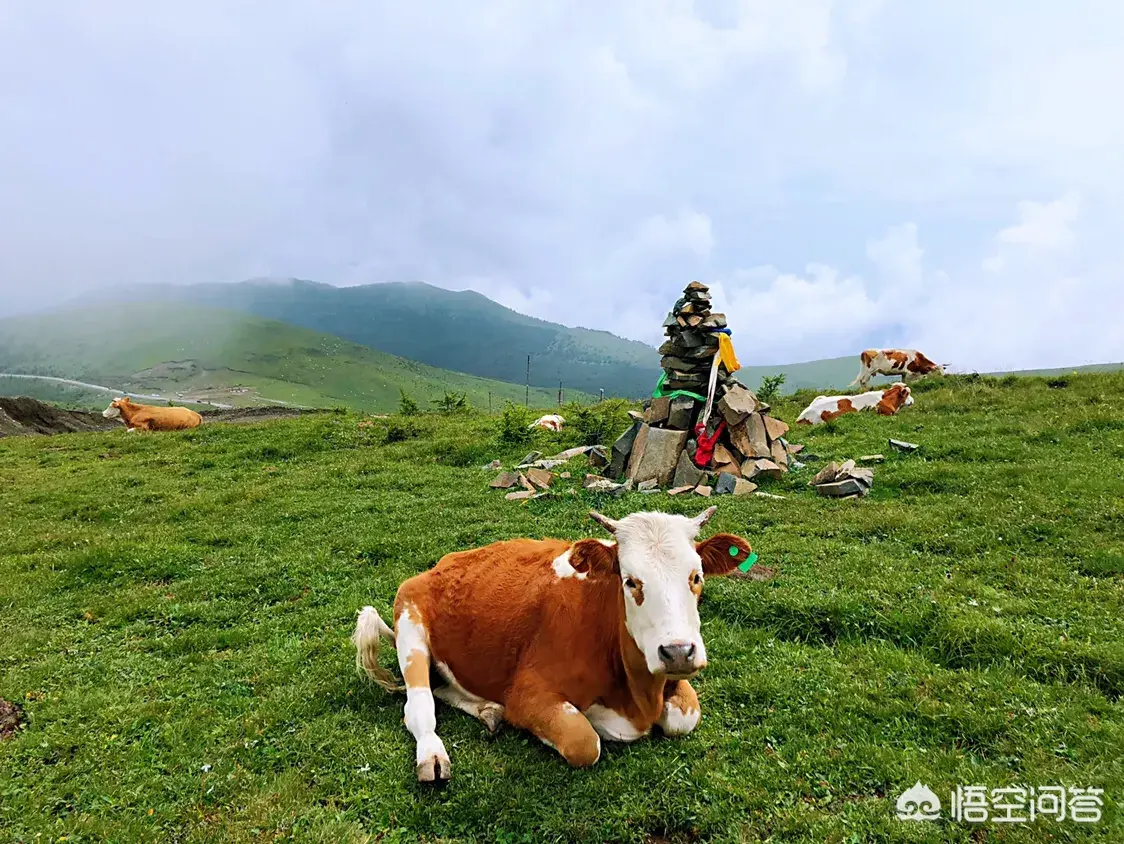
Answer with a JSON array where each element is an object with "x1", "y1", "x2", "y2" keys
[
  {"x1": 102, "y1": 400, "x2": 123, "y2": 419},
  {"x1": 594, "y1": 508, "x2": 717, "y2": 679}
]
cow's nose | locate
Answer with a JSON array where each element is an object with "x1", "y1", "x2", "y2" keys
[{"x1": 657, "y1": 642, "x2": 698, "y2": 673}]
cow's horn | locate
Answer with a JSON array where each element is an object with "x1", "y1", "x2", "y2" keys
[{"x1": 589, "y1": 511, "x2": 619, "y2": 534}]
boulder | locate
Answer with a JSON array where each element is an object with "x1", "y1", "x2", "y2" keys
[
  {"x1": 769, "y1": 440, "x2": 790, "y2": 469},
  {"x1": 718, "y1": 385, "x2": 758, "y2": 426},
  {"x1": 667, "y1": 398, "x2": 695, "y2": 431},
  {"x1": 763, "y1": 416, "x2": 790, "y2": 442},
  {"x1": 714, "y1": 472, "x2": 739, "y2": 495},
  {"x1": 646, "y1": 397, "x2": 671, "y2": 425},
  {"x1": 627, "y1": 426, "x2": 688, "y2": 487},
  {"x1": 672, "y1": 450, "x2": 707, "y2": 489},
  {"x1": 607, "y1": 420, "x2": 643, "y2": 478},
  {"x1": 730, "y1": 414, "x2": 770, "y2": 458}
]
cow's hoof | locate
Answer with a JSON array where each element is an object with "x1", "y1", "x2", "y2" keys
[
  {"x1": 480, "y1": 703, "x2": 504, "y2": 735},
  {"x1": 416, "y1": 752, "x2": 451, "y2": 783}
]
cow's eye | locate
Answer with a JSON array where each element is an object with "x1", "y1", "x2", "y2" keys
[
  {"x1": 624, "y1": 578, "x2": 637, "y2": 589},
  {"x1": 692, "y1": 573, "x2": 704, "y2": 587}
]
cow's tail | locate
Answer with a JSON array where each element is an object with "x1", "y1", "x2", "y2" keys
[{"x1": 352, "y1": 606, "x2": 406, "y2": 693}]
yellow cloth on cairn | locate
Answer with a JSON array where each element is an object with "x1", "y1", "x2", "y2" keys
[{"x1": 717, "y1": 333, "x2": 741, "y2": 373}]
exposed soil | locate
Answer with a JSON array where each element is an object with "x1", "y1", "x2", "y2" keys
[
  {"x1": 0, "y1": 698, "x2": 23, "y2": 740},
  {"x1": 0, "y1": 396, "x2": 325, "y2": 438}
]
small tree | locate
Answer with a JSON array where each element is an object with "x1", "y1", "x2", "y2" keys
[
  {"x1": 431, "y1": 390, "x2": 469, "y2": 414},
  {"x1": 398, "y1": 389, "x2": 421, "y2": 416},
  {"x1": 498, "y1": 401, "x2": 534, "y2": 444},
  {"x1": 758, "y1": 373, "x2": 787, "y2": 404}
]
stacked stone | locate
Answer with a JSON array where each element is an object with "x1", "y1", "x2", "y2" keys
[
  {"x1": 600, "y1": 281, "x2": 804, "y2": 496},
  {"x1": 658, "y1": 281, "x2": 725, "y2": 394}
]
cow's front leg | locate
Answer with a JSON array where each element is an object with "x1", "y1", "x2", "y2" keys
[
  {"x1": 505, "y1": 682, "x2": 601, "y2": 768},
  {"x1": 395, "y1": 607, "x2": 451, "y2": 783},
  {"x1": 658, "y1": 680, "x2": 701, "y2": 737}
]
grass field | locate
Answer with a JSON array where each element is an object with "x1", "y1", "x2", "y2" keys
[
  {"x1": 1, "y1": 373, "x2": 1123, "y2": 842},
  {"x1": 0, "y1": 303, "x2": 589, "y2": 412}
]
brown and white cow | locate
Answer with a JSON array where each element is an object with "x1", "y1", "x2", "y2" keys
[
  {"x1": 796, "y1": 383, "x2": 913, "y2": 425},
  {"x1": 852, "y1": 349, "x2": 945, "y2": 390},
  {"x1": 102, "y1": 396, "x2": 202, "y2": 432},
  {"x1": 352, "y1": 507, "x2": 752, "y2": 781}
]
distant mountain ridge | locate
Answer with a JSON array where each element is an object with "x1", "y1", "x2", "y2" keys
[{"x1": 88, "y1": 279, "x2": 662, "y2": 398}]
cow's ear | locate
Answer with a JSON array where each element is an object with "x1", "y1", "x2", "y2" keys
[
  {"x1": 569, "y1": 539, "x2": 619, "y2": 578},
  {"x1": 696, "y1": 533, "x2": 753, "y2": 576}
]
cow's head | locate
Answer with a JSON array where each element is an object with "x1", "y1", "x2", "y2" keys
[
  {"x1": 878, "y1": 383, "x2": 912, "y2": 414},
  {"x1": 588, "y1": 507, "x2": 751, "y2": 680},
  {"x1": 102, "y1": 397, "x2": 130, "y2": 419}
]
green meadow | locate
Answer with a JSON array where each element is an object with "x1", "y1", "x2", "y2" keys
[{"x1": 1, "y1": 372, "x2": 1122, "y2": 842}]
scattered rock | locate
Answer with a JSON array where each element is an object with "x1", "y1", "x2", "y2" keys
[
  {"x1": 505, "y1": 491, "x2": 536, "y2": 501},
  {"x1": 754, "y1": 491, "x2": 786, "y2": 500},
  {"x1": 489, "y1": 472, "x2": 521, "y2": 489},
  {"x1": 486, "y1": 459, "x2": 502, "y2": 470},
  {"x1": 712, "y1": 443, "x2": 737, "y2": 467},
  {"x1": 588, "y1": 446, "x2": 609, "y2": 469},
  {"x1": 889, "y1": 438, "x2": 919, "y2": 453},
  {"x1": 517, "y1": 451, "x2": 543, "y2": 467},
  {"x1": 525, "y1": 468, "x2": 554, "y2": 490},
  {"x1": 694, "y1": 485, "x2": 713, "y2": 497},
  {"x1": 560, "y1": 472, "x2": 571, "y2": 479},
  {"x1": 628, "y1": 410, "x2": 646, "y2": 423},
  {"x1": 809, "y1": 460, "x2": 874, "y2": 498},
  {"x1": 518, "y1": 473, "x2": 535, "y2": 492},
  {"x1": 785, "y1": 442, "x2": 805, "y2": 456},
  {"x1": 732, "y1": 478, "x2": 758, "y2": 496},
  {"x1": 745, "y1": 458, "x2": 784, "y2": 480},
  {"x1": 637, "y1": 479, "x2": 659, "y2": 491},
  {"x1": 0, "y1": 698, "x2": 23, "y2": 740},
  {"x1": 612, "y1": 479, "x2": 635, "y2": 498},
  {"x1": 714, "y1": 472, "x2": 739, "y2": 495},
  {"x1": 668, "y1": 485, "x2": 694, "y2": 496},
  {"x1": 859, "y1": 454, "x2": 885, "y2": 464},
  {"x1": 769, "y1": 440, "x2": 789, "y2": 469}
]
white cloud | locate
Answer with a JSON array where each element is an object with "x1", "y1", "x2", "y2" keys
[{"x1": 1, "y1": 1, "x2": 1123, "y2": 371}]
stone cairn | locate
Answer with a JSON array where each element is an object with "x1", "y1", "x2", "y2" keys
[{"x1": 600, "y1": 281, "x2": 803, "y2": 497}]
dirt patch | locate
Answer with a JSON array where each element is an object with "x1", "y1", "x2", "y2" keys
[
  {"x1": 0, "y1": 396, "x2": 329, "y2": 438},
  {"x1": 0, "y1": 396, "x2": 119, "y2": 437},
  {"x1": 0, "y1": 698, "x2": 23, "y2": 740}
]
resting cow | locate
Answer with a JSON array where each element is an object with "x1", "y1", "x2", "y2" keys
[
  {"x1": 352, "y1": 506, "x2": 752, "y2": 782},
  {"x1": 529, "y1": 414, "x2": 565, "y2": 432},
  {"x1": 796, "y1": 383, "x2": 913, "y2": 426},
  {"x1": 852, "y1": 348, "x2": 944, "y2": 390},
  {"x1": 101, "y1": 396, "x2": 202, "y2": 432}
]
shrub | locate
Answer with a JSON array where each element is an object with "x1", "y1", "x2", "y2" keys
[
  {"x1": 498, "y1": 402, "x2": 534, "y2": 445},
  {"x1": 431, "y1": 391, "x2": 470, "y2": 414},
  {"x1": 383, "y1": 420, "x2": 419, "y2": 444},
  {"x1": 758, "y1": 373, "x2": 787, "y2": 404},
  {"x1": 561, "y1": 398, "x2": 632, "y2": 446},
  {"x1": 398, "y1": 390, "x2": 421, "y2": 416}
]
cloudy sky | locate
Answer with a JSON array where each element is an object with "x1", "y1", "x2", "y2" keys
[{"x1": 2, "y1": 1, "x2": 1122, "y2": 371}]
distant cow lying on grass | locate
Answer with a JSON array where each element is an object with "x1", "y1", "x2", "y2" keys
[
  {"x1": 101, "y1": 396, "x2": 202, "y2": 432},
  {"x1": 796, "y1": 383, "x2": 913, "y2": 426},
  {"x1": 529, "y1": 414, "x2": 565, "y2": 432},
  {"x1": 852, "y1": 348, "x2": 945, "y2": 390},
  {"x1": 352, "y1": 507, "x2": 752, "y2": 782}
]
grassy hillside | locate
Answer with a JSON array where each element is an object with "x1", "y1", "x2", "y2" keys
[
  {"x1": 0, "y1": 303, "x2": 589, "y2": 412},
  {"x1": 2, "y1": 372, "x2": 1122, "y2": 842},
  {"x1": 89, "y1": 278, "x2": 662, "y2": 398}
]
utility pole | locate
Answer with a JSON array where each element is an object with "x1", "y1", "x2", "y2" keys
[
  {"x1": 558, "y1": 380, "x2": 563, "y2": 406},
  {"x1": 525, "y1": 355, "x2": 530, "y2": 407},
  {"x1": 599, "y1": 389, "x2": 604, "y2": 403},
  {"x1": 488, "y1": 391, "x2": 492, "y2": 414}
]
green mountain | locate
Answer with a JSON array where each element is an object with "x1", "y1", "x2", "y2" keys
[
  {"x1": 86, "y1": 279, "x2": 661, "y2": 398},
  {"x1": 0, "y1": 303, "x2": 589, "y2": 412}
]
